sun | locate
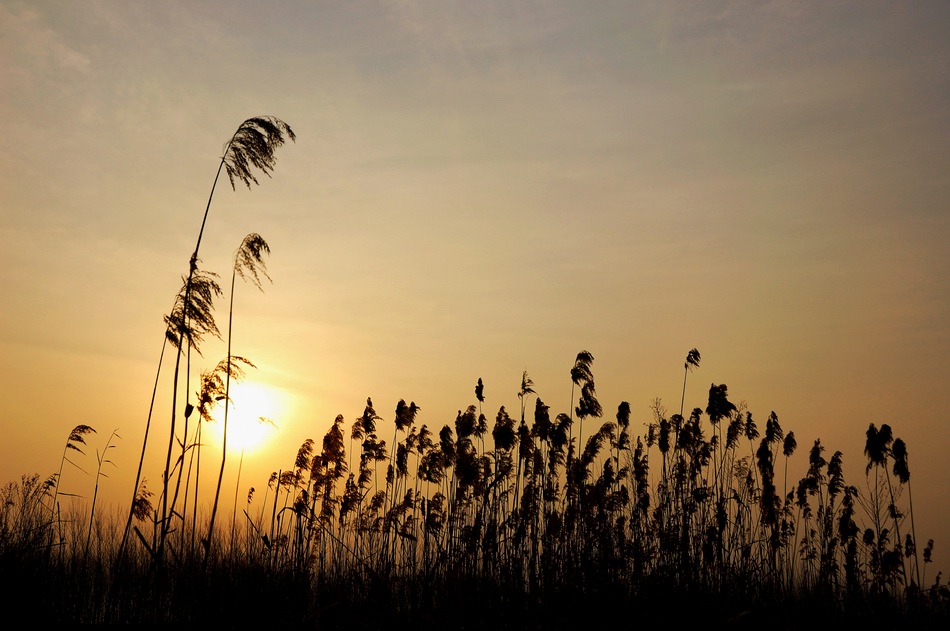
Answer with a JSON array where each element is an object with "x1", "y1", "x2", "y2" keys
[{"x1": 210, "y1": 380, "x2": 282, "y2": 454}]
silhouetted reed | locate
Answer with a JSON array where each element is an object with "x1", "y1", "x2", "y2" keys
[
  {"x1": 115, "y1": 117, "x2": 293, "y2": 563},
  {"x1": 205, "y1": 233, "x2": 272, "y2": 556}
]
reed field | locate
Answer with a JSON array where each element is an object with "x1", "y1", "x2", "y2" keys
[{"x1": 1, "y1": 117, "x2": 947, "y2": 628}]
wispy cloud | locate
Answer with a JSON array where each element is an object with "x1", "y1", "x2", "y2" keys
[{"x1": 1, "y1": 4, "x2": 91, "y2": 77}]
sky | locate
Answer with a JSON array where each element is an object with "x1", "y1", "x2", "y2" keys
[{"x1": 2, "y1": 0, "x2": 949, "y2": 577}]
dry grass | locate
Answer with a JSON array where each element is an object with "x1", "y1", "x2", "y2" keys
[{"x1": 2, "y1": 360, "x2": 949, "y2": 627}]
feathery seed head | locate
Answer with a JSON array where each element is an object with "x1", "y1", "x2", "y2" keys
[
  {"x1": 66, "y1": 424, "x2": 97, "y2": 453},
  {"x1": 706, "y1": 384, "x2": 736, "y2": 426},
  {"x1": 685, "y1": 348, "x2": 701, "y2": 371},
  {"x1": 519, "y1": 370, "x2": 536, "y2": 399},
  {"x1": 783, "y1": 431, "x2": 797, "y2": 458},
  {"x1": 892, "y1": 437, "x2": 910, "y2": 483},
  {"x1": 164, "y1": 268, "x2": 222, "y2": 354},
  {"x1": 223, "y1": 116, "x2": 296, "y2": 190},
  {"x1": 234, "y1": 233, "x2": 272, "y2": 291}
]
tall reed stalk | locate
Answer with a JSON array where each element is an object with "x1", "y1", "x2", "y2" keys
[
  {"x1": 206, "y1": 233, "x2": 272, "y2": 556},
  {"x1": 146, "y1": 116, "x2": 293, "y2": 563}
]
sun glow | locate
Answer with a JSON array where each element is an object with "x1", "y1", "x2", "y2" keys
[{"x1": 209, "y1": 381, "x2": 282, "y2": 454}]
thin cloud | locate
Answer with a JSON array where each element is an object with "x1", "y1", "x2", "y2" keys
[{"x1": 1, "y1": 4, "x2": 91, "y2": 77}]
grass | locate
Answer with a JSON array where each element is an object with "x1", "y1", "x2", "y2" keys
[
  {"x1": 2, "y1": 116, "x2": 948, "y2": 627},
  {"x1": 3, "y1": 376, "x2": 949, "y2": 627}
]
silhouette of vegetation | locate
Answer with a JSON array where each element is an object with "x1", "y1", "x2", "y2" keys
[
  {"x1": 3, "y1": 348, "x2": 949, "y2": 626},
  {"x1": 206, "y1": 233, "x2": 272, "y2": 556},
  {"x1": 3, "y1": 119, "x2": 947, "y2": 626},
  {"x1": 117, "y1": 116, "x2": 293, "y2": 562}
]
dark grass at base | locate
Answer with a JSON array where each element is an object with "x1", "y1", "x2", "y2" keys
[{"x1": 4, "y1": 551, "x2": 946, "y2": 629}]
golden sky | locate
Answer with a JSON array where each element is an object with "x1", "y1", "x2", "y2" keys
[{"x1": 2, "y1": 1, "x2": 949, "y2": 575}]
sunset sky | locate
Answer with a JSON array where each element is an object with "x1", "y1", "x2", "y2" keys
[{"x1": 2, "y1": 1, "x2": 949, "y2": 575}]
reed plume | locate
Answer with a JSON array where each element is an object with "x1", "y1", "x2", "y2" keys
[{"x1": 680, "y1": 348, "x2": 701, "y2": 417}]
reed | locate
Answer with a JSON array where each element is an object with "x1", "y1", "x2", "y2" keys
[
  {"x1": 4, "y1": 351, "x2": 949, "y2": 626},
  {"x1": 205, "y1": 233, "x2": 272, "y2": 558}
]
